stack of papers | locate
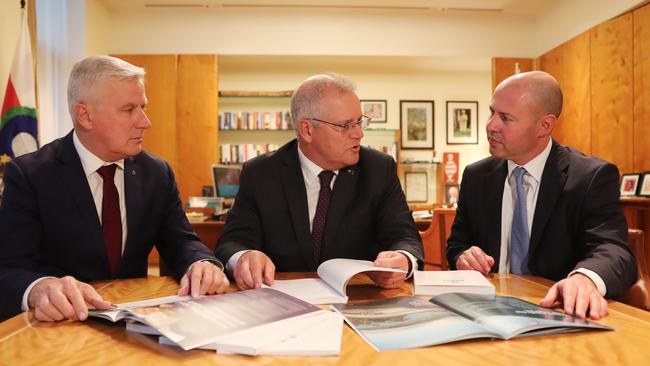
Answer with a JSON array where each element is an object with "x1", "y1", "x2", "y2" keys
[
  {"x1": 91, "y1": 288, "x2": 343, "y2": 356},
  {"x1": 413, "y1": 270, "x2": 495, "y2": 296}
]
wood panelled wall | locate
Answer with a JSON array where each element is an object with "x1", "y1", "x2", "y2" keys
[
  {"x1": 491, "y1": 58, "x2": 534, "y2": 91},
  {"x1": 635, "y1": 5, "x2": 650, "y2": 173},
  {"x1": 533, "y1": 4, "x2": 649, "y2": 174},
  {"x1": 113, "y1": 55, "x2": 218, "y2": 205},
  {"x1": 492, "y1": 3, "x2": 650, "y2": 174}
]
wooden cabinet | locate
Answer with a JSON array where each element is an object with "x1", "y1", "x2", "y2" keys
[{"x1": 114, "y1": 54, "x2": 218, "y2": 206}]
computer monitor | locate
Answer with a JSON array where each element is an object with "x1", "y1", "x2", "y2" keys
[{"x1": 212, "y1": 164, "x2": 241, "y2": 199}]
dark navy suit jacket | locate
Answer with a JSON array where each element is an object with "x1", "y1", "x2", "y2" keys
[
  {"x1": 0, "y1": 132, "x2": 218, "y2": 319},
  {"x1": 215, "y1": 139, "x2": 423, "y2": 271},
  {"x1": 446, "y1": 140, "x2": 637, "y2": 298}
]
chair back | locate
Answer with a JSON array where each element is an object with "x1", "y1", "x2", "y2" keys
[
  {"x1": 620, "y1": 229, "x2": 650, "y2": 310},
  {"x1": 419, "y1": 208, "x2": 456, "y2": 270}
]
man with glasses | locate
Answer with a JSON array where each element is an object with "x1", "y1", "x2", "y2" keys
[{"x1": 216, "y1": 74, "x2": 423, "y2": 290}]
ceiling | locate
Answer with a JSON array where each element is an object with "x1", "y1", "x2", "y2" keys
[{"x1": 99, "y1": 0, "x2": 559, "y2": 16}]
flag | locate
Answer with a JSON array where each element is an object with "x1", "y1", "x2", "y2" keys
[{"x1": 1, "y1": 8, "x2": 38, "y2": 160}]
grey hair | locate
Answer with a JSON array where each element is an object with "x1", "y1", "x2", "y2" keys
[
  {"x1": 290, "y1": 73, "x2": 357, "y2": 129},
  {"x1": 67, "y1": 55, "x2": 145, "y2": 122}
]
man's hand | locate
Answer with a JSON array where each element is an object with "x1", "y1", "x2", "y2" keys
[
  {"x1": 455, "y1": 246, "x2": 495, "y2": 275},
  {"x1": 233, "y1": 250, "x2": 275, "y2": 290},
  {"x1": 27, "y1": 276, "x2": 112, "y2": 322},
  {"x1": 368, "y1": 251, "x2": 409, "y2": 289},
  {"x1": 539, "y1": 273, "x2": 608, "y2": 320},
  {"x1": 178, "y1": 261, "x2": 230, "y2": 297}
]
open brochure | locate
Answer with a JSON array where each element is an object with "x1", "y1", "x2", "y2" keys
[
  {"x1": 413, "y1": 270, "x2": 495, "y2": 296},
  {"x1": 332, "y1": 293, "x2": 612, "y2": 351},
  {"x1": 89, "y1": 288, "x2": 320, "y2": 350},
  {"x1": 267, "y1": 258, "x2": 406, "y2": 304}
]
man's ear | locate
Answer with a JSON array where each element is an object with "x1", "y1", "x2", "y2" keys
[
  {"x1": 74, "y1": 103, "x2": 92, "y2": 130},
  {"x1": 538, "y1": 113, "x2": 556, "y2": 138},
  {"x1": 297, "y1": 119, "x2": 313, "y2": 143}
]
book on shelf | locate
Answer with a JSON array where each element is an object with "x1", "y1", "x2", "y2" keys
[
  {"x1": 151, "y1": 309, "x2": 344, "y2": 356},
  {"x1": 265, "y1": 258, "x2": 406, "y2": 304},
  {"x1": 220, "y1": 143, "x2": 280, "y2": 164},
  {"x1": 218, "y1": 111, "x2": 292, "y2": 130},
  {"x1": 219, "y1": 143, "x2": 397, "y2": 164},
  {"x1": 332, "y1": 293, "x2": 612, "y2": 352},
  {"x1": 89, "y1": 288, "x2": 321, "y2": 351},
  {"x1": 413, "y1": 270, "x2": 495, "y2": 296}
]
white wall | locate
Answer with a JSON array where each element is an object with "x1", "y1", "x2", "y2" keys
[
  {"x1": 219, "y1": 55, "x2": 491, "y2": 174},
  {"x1": 0, "y1": 2, "x2": 24, "y2": 106},
  {"x1": 104, "y1": 7, "x2": 538, "y2": 57},
  {"x1": 86, "y1": 0, "x2": 110, "y2": 55},
  {"x1": 535, "y1": 0, "x2": 647, "y2": 54}
]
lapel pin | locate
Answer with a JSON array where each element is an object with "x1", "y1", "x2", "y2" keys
[
  {"x1": 347, "y1": 169, "x2": 354, "y2": 176},
  {"x1": 131, "y1": 170, "x2": 136, "y2": 176}
]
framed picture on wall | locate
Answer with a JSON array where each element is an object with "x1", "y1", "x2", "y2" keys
[
  {"x1": 361, "y1": 100, "x2": 387, "y2": 123},
  {"x1": 446, "y1": 101, "x2": 478, "y2": 144},
  {"x1": 638, "y1": 172, "x2": 650, "y2": 197},
  {"x1": 620, "y1": 174, "x2": 641, "y2": 196},
  {"x1": 404, "y1": 171, "x2": 428, "y2": 202},
  {"x1": 400, "y1": 100, "x2": 434, "y2": 149}
]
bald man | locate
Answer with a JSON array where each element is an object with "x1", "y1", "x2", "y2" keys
[{"x1": 446, "y1": 71, "x2": 636, "y2": 320}]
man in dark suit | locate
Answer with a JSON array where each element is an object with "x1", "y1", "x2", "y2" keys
[
  {"x1": 215, "y1": 74, "x2": 423, "y2": 290},
  {"x1": 446, "y1": 71, "x2": 636, "y2": 319},
  {"x1": 0, "y1": 55, "x2": 229, "y2": 322}
]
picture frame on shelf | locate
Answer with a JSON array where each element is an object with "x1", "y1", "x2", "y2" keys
[
  {"x1": 620, "y1": 174, "x2": 641, "y2": 196},
  {"x1": 400, "y1": 100, "x2": 434, "y2": 149},
  {"x1": 361, "y1": 100, "x2": 387, "y2": 123},
  {"x1": 404, "y1": 171, "x2": 428, "y2": 203},
  {"x1": 638, "y1": 172, "x2": 650, "y2": 197},
  {"x1": 446, "y1": 101, "x2": 478, "y2": 145}
]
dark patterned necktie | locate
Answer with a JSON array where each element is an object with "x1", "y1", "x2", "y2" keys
[
  {"x1": 97, "y1": 164, "x2": 122, "y2": 275},
  {"x1": 311, "y1": 170, "x2": 335, "y2": 265}
]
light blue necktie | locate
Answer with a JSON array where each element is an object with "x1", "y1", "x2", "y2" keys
[{"x1": 510, "y1": 166, "x2": 530, "y2": 274}]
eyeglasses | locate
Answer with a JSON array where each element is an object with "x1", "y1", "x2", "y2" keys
[{"x1": 307, "y1": 115, "x2": 371, "y2": 131}]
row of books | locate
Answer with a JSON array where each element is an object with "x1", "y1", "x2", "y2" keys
[
  {"x1": 220, "y1": 143, "x2": 281, "y2": 164},
  {"x1": 219, "y1": 143, "x2": 399, "y2": 164},
  {"x1": 219, "y1": 111, "x2": 293, "y2": 130}
]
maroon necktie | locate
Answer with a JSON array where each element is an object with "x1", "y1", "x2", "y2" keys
[
  {"x1": 312, "y1": 170, "x2": 335, "y2": 265},
  {"x1": 97, "y1": 164, "x2": 122, "y2": 275}
]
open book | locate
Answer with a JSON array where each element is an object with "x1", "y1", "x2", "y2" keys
[
  {"x1": 333, "y1": 293, "x2": 612, "y2": 351},
  {"x1": 267, "y1": 258, "x2": 406, "y2": 304},
  {"x1": 89, "y1": 288, "x2": 320, "y2": 350}
]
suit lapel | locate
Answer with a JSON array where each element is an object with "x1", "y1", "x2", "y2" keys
[
  {"x1": 57, "y1": 132, "x2": 110, "y2": 274},
  {"x1": 321, "y1": 164, "x2": 358, "y2": 261},
  {"x1": 529, "y1": 142, "x2": 568, "y2": 258},
  {"x1": 484, "y1": 159, "x2": 507, "y2": 266},
  {"x1": 120, "y1": 157, "x2": 143, "y2": 272},
  {"x1": 280, "y1": 142, "x2": 315, "y2": 269}
]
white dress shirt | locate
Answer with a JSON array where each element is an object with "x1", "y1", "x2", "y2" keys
[
  {"x1": 498, "y1": 138, "x2": 606, "y2": 296},
  {"x1": 228, "y1": 144, "x2": 418, "y2": 277}
]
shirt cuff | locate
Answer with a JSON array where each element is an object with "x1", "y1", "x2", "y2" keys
[
  {"x1": 22, "y1": 276, "x2": 56, "y2": 312},
  {"x1": 396, "y1": 250, "x2": 418, "y2": 279},
  {"x1": 227, "y1": 250, "x2": 251, "y2": 275},
  {"x1": 569, "y1": 268, "x2": 607, "y2": 297}
]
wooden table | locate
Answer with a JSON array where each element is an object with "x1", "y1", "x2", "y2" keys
[{"x1": 2, "y1": 274, "x2": 650, "y2": 365}]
